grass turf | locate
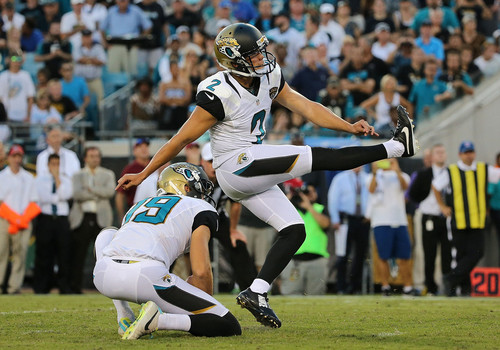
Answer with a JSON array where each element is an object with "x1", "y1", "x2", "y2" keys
[{"x1": 0, "y1": 293, "x2": 498, "y2": 349}]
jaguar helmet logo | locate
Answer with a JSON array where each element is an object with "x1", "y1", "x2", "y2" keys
[
  {"x1": 173, "y1": 165, "x2": 200, "y2": 182},
  {"x1": 237, "y1": 153, "x2": 248, "y2": 164},
  {"x1": 216, "y1": 37, "x2": 241, "y2": 59}
]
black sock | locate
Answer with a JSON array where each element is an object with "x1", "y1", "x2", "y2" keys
[
  {"x1": 311, "y1": 145, "x2": 388, "y2": 171},
  {"x1": 188, "y1": 312, "x2": 241, "y2": 337},
  {"x1": 257, "y1": 224, "x2": 306, "y2": 284}
]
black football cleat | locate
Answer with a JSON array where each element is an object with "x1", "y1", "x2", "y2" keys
[
  {"x1": 236, "y1": 288, "x2": 281, "y2": 328},
  {"x1": 393, "y1": 105, "x2": 417, "y2": 157}
]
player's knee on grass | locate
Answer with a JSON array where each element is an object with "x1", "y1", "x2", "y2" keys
[{"x1": 188, "y1": 312, "x2": 241, "y2": 337}]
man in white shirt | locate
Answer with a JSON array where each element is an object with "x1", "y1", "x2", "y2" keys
[
  {"x1": 36, "y1": 125, "x2": 81, "y2": 179},
  {"x1": 367, "y1": 158, "x2": 416, "y2": 296},
  {"x1": 0, "y1": 52, "x2": 35, "y2": 122},
  {"x1": 432, "y1": 141, "x2": 500, "y2": 296},
  {"x1": 0, "y1": 145, "x2": 40, "y2": 294},
  {"x1": 2, "y1": 2, "x2": 25, "y2": 32},
  {"x1": 61, "y1": 0, "x2": 97, "y2": 52},
  {"x1": 409, "y1": 144, "x2": 451, "y2": 296},
  {"x1": 34, "y1": 153, "x2": 73, "y2": 294},
  {"x1": 319, "y1": 3, "x2": 345, "y2": 60},
  {"x1": 371, "y1": 22, "x2": 397, "y2": 63}
]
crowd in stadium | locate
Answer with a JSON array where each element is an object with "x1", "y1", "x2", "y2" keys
[{"x1": 0, "y1": 0, "x2": 499, "y2": 297}]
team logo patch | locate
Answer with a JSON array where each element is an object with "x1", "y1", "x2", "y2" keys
[
  {"x1": 269, "y1": 87, "x2": 278, "y2": 99},
  {"x1": 237, "y1": 153, "x2": 248, "y2": 164},
  {"x1": 162, "y1": 274, "x2": 172, "y2": 283},
  {"x1": 173, "y1": 165, "x2": 200, "y2": 181}
]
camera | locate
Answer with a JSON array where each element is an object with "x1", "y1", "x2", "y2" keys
[{"x1": 290, "y1": 186, "x2": 309, "y2": 208}]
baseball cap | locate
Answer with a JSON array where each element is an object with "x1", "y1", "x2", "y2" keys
[
  {"x1": 176, "y1": 25, "x2": 190, "y2": 36},
  {"x1": 186, "y1": 142, "x2": 199, "y2": 150},
  {"x1": 216, "y1": 19, "x2": 231, "y2": 29},
  {"x1": 201, "y1": 143, "x2": 213, "y2": 161},
  {"x1": 8, "y1": 144, "x2": 24, "y2": 156},
  {"x1": 71, "y1": 0, "x2": 85, "y2": 5},
  {"x1": 134, "y1": 137, "x2": 150, "y2": 147},
  {"x1": 319, "y1": 3, "x2": 334, "y2": 14},
  {"x1": 421, "y1": 19, "x2": 432, "y2": 26},
  {"x1": 459, "y1": 141, "x2": 475, "y2": 153},
  {"x1": 39, "y1": 0, "x2": 58, "y2": 5},
  {"x1": 375, "y1": 22, "x2": 391, "y2": 33},
  {"x1": 81, "y1": 29, "x2": 92, "y2": 36}
]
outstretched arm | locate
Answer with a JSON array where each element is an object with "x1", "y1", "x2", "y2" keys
[
  {"x1": 275, "y1": 82, "x2": 377, "y2": 136},
  {"x1": 116, "y1": 107, "x2": 217, "y2": 190}
]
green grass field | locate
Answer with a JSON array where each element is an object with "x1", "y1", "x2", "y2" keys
[{"x1": 0, "y1": 293, "x2": 498, "y2": 350}]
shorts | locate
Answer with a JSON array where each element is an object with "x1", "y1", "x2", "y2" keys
[
  {"x1": 373, "y1": 225, "x2": 411, "y2": 260},
  {"x1": 216, "y1": 144, "x2": 313, "y2": 231}
]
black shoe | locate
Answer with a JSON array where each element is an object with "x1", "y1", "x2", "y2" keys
[
  {"x1": 393, "y1": 105, "x2": 417, "y2": 157},
  {"x1": 236, "y1": 288, "x2": 281, "y2": 328},
  {"x1": 443, "y1": 274, "x2": 456, "y2": 297},
  {"x1": 381, "y1": 286, "x2": 391, "y2": 296}
]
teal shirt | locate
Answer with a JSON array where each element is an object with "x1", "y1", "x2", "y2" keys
[{"x1": 488, "y1": 180, "x2": 500, "y2": 210}]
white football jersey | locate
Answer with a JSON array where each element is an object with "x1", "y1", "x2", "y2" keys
[
  {"x1": 103, "y1": 195, "x2": 217, "y2": 267},
  {"x1": 196, "y1": 64, "x2": 284, "y2": 168}
]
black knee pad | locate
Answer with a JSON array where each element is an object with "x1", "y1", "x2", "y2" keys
[
  {"x1": 188, "y1": 312, "x2": 241, "y2": 337},
  {"x1": 279, "y1": 224, "x2": 306, "y2": 247}
]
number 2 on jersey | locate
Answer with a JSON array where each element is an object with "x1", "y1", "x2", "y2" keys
[
  {"x1": 206, "y1": 79, "x2": 221, "y2": 92},
  {"x1": 251, "y1": 110, "x2": 266, "y2": 144},
  {"x1": 123, "y1": 196, "x2": 181, "y2": 225}
]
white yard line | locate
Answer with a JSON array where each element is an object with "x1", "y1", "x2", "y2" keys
[{"x1": 0, "y1": 307, "x2": 115, "y2": 315}]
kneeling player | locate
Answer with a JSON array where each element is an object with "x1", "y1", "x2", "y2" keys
[{"x1": 93, "y1": 162, "x2": 241, "y2": 339}]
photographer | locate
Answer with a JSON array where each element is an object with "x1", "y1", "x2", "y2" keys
[{"x1": 280, "y1": 179, "x2": 331, "y2": 296}]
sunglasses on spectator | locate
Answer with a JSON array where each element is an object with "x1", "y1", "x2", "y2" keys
[{"x1": 10, "y1": 56, "x2": 22, "y2": 62}]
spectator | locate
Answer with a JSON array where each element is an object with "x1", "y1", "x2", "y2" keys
[
  {"x1": 447, "y1": 33, "x2": 464, "y2": 52},
  {"x1": 488, "y1": 152, "x2": 500, "y2": 266},
  {"x1": 165, "y1": 0, "x2": 202, "y2": 33},
  {"x1": 393, "y1": 0, "x2": 417, "y2": 32},
  {"x1": 281, "y1": 181, "x2": 330, "y2": 295},
  {"x1": 60, "y1": 62, "x2": 90, "y2": 114},
  {"x1": 455, "y1": 0, "x2": 492, "y2": 34},
  {"x1": 35, "y1": 21, "x2": 72, "y2": 79},
  {"x1": 100, "y1": 0, "x2": 152, "y2": 75},
  {"x1": 137, "y1": 0, "x2": 166, "y2": 77},
  {"x1": 33, "y1": 153, "x2": 73, "y2": 294},
  {"x1": 183, "y1": 49, "x2": 209, "y2": 102},
  {"x1": 367, "y1": 158, "x2": 417, "y2": 296},
  {"x1": 428, "y1": 7, "x2": 451, "y2": 45},
  {"x1": 358, "y1": 36, "x2": 390, "y2": 89},
  {"x1": 461, "y1": 15, "x2": 486, "y2": 59},
  {"x1": 36, "y1": 67, "x2": 51, "y2": 90},
  {"x1": 408, "y1": 144, "x2": 451, "y2": 296},
  {"x1": 36, "y1": 125, "x2": 81, "y2": 178},
  {"x1": 184, "y1": 142, "x2": 200, "y2": 165},
  {"x1": 412, "y1": 0, "x2": 459, "y2": 36},
  {"x1": 20, "y1": 17, "x2": 43, "y2": 53},
  {"x1": 47, "y1": 79, "x2": 79, "y2": 120},
  {"x1": 37, "y1": 0, "x2": 62, "y2": 35},
  {"x1": 158, "y1": 59, "x2": 192, "y2": 131},
  {"x1": 319, "y1": 76, "x2": 347, "y2": 120},
  {"x1": 474, "y1": 39, "x2": 500, "y2": 78},
  {"x1": 290, "y1": 46, "x2": 329, "y2": 102},
  {"x1": 73, "y1": 29, "x2": 106, "y2": 103},
  {"x1": 271, "y1": 43, "x2": 294, "y2": 82},
  {"x1": 20, "y1": 0, "x2": 44, "y2": 27},
  {"x1": 415, "y1": 19, "x2": 445, "y2": 64},
  {"x1": 460, "y1": 44, "x2": 482, "y2": 85},
  {"x1": 0, "y1": 144, "x2": 40, "y2": 294},
  {"x1": 266, "y1": 11, "x2": 305, "y2": 71},
  {"x1": 305, "y1": 13, "x2": 330, "y2": 53},
  {"x1": 328, "y1": 166, "x2": 370, "y2": 295},
  {"x1": 335, "y1": 1, "x2": 363, "y2": 38},
  {"x1": 432, "y1": 141, "x2": 500, "y2": 296},
  {"x1": 250, "y1": 0, "x2": 273, "y2": 33},
  {"x1": 387, "y1": 35, "x2": 414, "y2": 76},
  {"x1": 360, "y1": 74, "x2": 413, "y2": 138},
  {"x1": 288, "y1": 0, "x2": 306, "y2": 33},
  {"x1": 438, "y1": 49, "x2": 474, "y2": 99},
  {"x1": 204, "y1": 0, "x2": 234, "y2": 38},
  {"x1": 0, "y1": 51, "x2": 35, "y2": 123},
  {"x1": 371, "y1": 22, "x2": 397, "y2": 63},
  {"x1": 408, "y1": 58, "x2": 450, "y2": 120},
  {"x1": 396, "y1": 46, "x2": 425, "y2": 99},
  {"x1": 339, "y1": 45, "x2": 377, "y2": 115},
  {"x1": 319, "y1": 3, "x2": 345, "y2": 61},
  {"x1": 2, "y1": 2, "x2": 25, "y2": 32},
  {"x1": 61, "y1": 0, "x2": 96, "y2": 52},
  {"x1": 364, "y1": 0, "x2": 396, "y2": 36},
  {"x1": 155, "y1": 35, "x2": 181, "y2": 83},
  {"x1": 69, "y1": 146, "x2": 115, "y2": 294},
  {"x1": 199, "y1": 142, "x2": 257, "y2": 291},
  {"x1": 176, "y1": 25, "x2": 203, "y2": 57},
  {"x1": 115, "y1": 138, "x2": 150, "y2": 220},
  {"x1": 30, "y1": 89, "x2": 62, "y2": 144},
  {"x1": 130, "y1": 77, "x2": 160, "y2": 130},
  {"x1": 82, "y1": 0, "x2": 107, "y2": 31}
]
